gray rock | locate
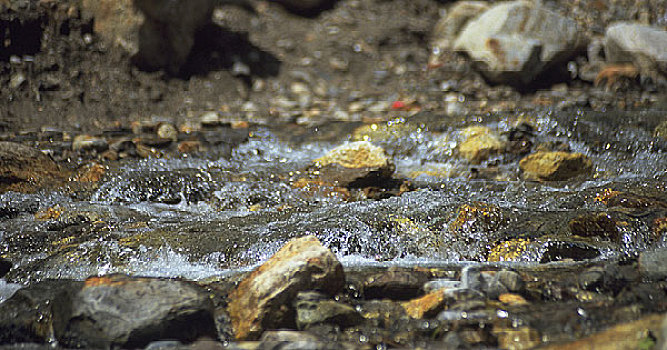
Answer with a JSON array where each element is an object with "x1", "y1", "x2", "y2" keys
[
  {"x1": 54, "y1": 274, "x2": 217, "y2": 349},
  {"x1": 605, "y1": 22, "x2": 667, "y2": 80},
  {"x1": 495, "y1": 270, "x2": 525, "y2": 293},
  {"x1": 578, "y1": 266, "x2": 605, "y2": 291},
  {"x1": 453, "y1": 0, "x2": 585, "y2": 85},
  {"x1": 295, "y1": 291, "x2": 363, "y2": 330},
  {"x1": 639, "y1": 248, "x2": 667, "y2": 281},
  {"x1": 431, "y1": 1, "x2": 490, "y2": 52}
]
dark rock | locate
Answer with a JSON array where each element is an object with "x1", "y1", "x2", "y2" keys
[
  {"x1": 578, "y1": 266, "x2": 605, "y2": 291},
  {"x1": 295, "y1": 291, "x2": 363, "y2": 330},
  {"x1": 53, "y1": 274, "x2": 217, "y2": 349},
  {"x1": 540, "y1": 241, "x2": 601, "y2": 263},
  {"x1": 568, "y1": 213, "x2": 619, "y2": 241},
  {"x1": 0, "y1": 280, "x2": 84, "y2": 344},
  {"x1": 0, "y1": 142, "x2": 65, "y2": 193},
  {"x1": 495, "y1": 270, "x2": 525, "y2": 293},
  {"x1": 0, "y1": 257, "x2": 11, "y2": 278},
  {"x1": 363, "y1": 270, "x2": 430, "y2": 300},
  {"x1": 639, "y1": 248, "x2": 667, "y2": 281}
]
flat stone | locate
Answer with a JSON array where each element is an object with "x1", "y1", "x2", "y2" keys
[
  {"x1": 519, "y1": 151, "x2": 592, "y2": 181},
  {"x1": 295, "y1": 291, "x2": 363, "y2": 330},
  {"x1": 453, "y1": 0, "x2": 584, "y2": 86},
  {"x1": 363, "y1": 270, "x2": 430, "y2": 300},
  {"x1": 54, "y1": 274, "x2": 217, "y2": 349},
  {"x1": 227, "y1": 236, "x2": 345, "y2": 340}
]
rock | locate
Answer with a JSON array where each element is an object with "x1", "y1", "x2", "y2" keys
[
  {"x1": 568, "y1": 213, "x2": 618, "y2": 240},
  {"x1": 0, "y1": 141, "x2": 65, "y2": 193},
  {"x1": 274, "y1": 0, "x2": 337, "y2": 15},
  {"x1": 655, "y1": 120, "x2": 667, "y2": 140},
  {"x1": 539, "y1": 313, "x2": 665, "y2": 350},
  {"x1": 401, "y1": 291, "x2": 448, "y2": 319},
  {"x1": 0, "y1": 257, "x2": 11, "y2": 278},
  {"x1": 72, "y1": 135, "x2": 109, "y2": 152},
  {"x1": 258, "y1": 330, "x2": 330, "y2": 350},
  {"x1": 493, "y1": 325, "x2": 540, "y2": 350},
  {"x1": 81, "y1": 0, "x2": 143, "y2": 54},
  {"x1": 605, "y1": 22, "x2": 667, "y2": 81},
  {"x1": 157, "y1": 123, "x2": 178, "y2": 141},
  {"x1": 638, "y1": 248, "x2": 667, "y2": 281},
  {"x1": 431, "y1": 1, "x2": 490, "y2": 53},
  {"x1": 363, "y1": 270, "x2": 430, "y2": 300},
  {"x1": 132, "y1": 0, "x2": 216, "y2": 74},
  {"x1": 227, "y1": 236, "x2": 345, "y2": 340},
  {"x1": 311, "y1": 141, "x2": 395, "y2": 187},
  {"x1": 578, "y1": 266, "x2": 605, "y2": 291},
  {"x1": 519, "y1": 151, "x2": 592, "y2": 181},
  {"x1": 0, "y1": 280, "x2": 83, "y2": 344},
  {"x1": 54, "y1": 274, "x2": 217, "y2": 349},
  {"x1": 294, "y1": 291, "x2": 363, "y2": 330},
  {"x1": 453, "y1": 0, "x2": 585, "y2": 86},
  {"x1": 457, "y1": 126, "x2": 505, "y2": 164}
]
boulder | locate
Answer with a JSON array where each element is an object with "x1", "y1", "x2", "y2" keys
[
  {"x1": 54, "y1": 274, "x2": 217, "y2": 349},
  {"x1": 311, "y1": 141, "x2": 395, "y2": 187},
  {"x1": 453, "y1": 0, "x2": 585, "y2": 86},
  {"x1": 605, "y1": 22, "x2": 667, "y2": 80},
  {"x1": 227, "y1": 236, "x2": 345, "y2": 340},
  {"x1": 81, "y1": 0, "x2": 143, "y2": 54},
  {"x1": 519, "y1": 151, "x2": 592, "y2": 181},
  {"x1": 0, "y1": 142, "x2": 65, "y2": 193},
  {"x1": 431, "y1": 1, "x2": 490, "y2": 52}
]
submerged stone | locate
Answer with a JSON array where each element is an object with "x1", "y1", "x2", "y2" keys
[
  {"x1": 227, "y1": 236, "x2": 345, "y2": 340},
  {"x1": 519, "y1": 151, "x2": 592, "y2": 181}
]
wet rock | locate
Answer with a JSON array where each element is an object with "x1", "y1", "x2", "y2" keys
[
  {"x1": 0, "y1": 258, "x2": 11, "y2": 278},
  {"x1": 311, "y1": 141, "x2": 395, "y2": 187},
  {"x1": 604, "y1": 22, "x2": 667, "y2": 82},
  {"x1": 143, "y1": 338, "x2": 226, "y2": 350},
  {"x1": 568, "y1": 212, "x2": 619, "y2": 240},
  {"x1": 0, "y1": 142, "x2": 64, "y2": 193},
  {"x1": 132, "y1": 0, "x2": 215, "y2": 74},
  {"x1": 638, "y1": 248, "x2": 667, "y2": 281},
  {"x1": 72, "y1": 134, "x2": 109, "y2": 152},
  {"x1": 157, "y1": 123, "x2": 178, "y2": 141},
  {"x1": 519, "y1": 151, "x2": 592, "y2": 181},
  {"x1": 227, "y1": 236, "x2": 345, "y2": 340},
  {"x1": 449, "y1": 202, "x2": 503, "y2": 236},
  {"x1": 493, "y1": 325, "x2": 540, "y2": 350},
  {"x1": 81, "y1": 0, "x2": 142, "y2": 54},
  {"x1": 401, "y1": 290, "x2": 448, "y2": 319},
  {"x1": 0, "y1": 280, "x2": 83, "y2": 344},
  {"x1": 655, "y1": 120, "x2": 667, "y2": 140},
  {"x1": 294, "y1": 291, "x2": 363, "y2": 330},
  {"x1": 453, "y1": 0, "x2": 585, "y2": 86},
  {"x1": 457, "y1": 126, "x2": 505, "y2": 164},
  {"x1": 363, "y1": 270, "x2": 430, "y2": 300},
  {"x1": 578, "y1": 266, "x2": 605, "y2": 291},
  {"x1": 431, "y1": 1, "x2": 490, "y2": 54},
  {"x1": 540, "y1": 313, "x2": 665, "y2": 350},
  {"x1": 257, "y1": 330, "x2": 333, "y2": 350},
  {"x1": 54, "y1": 274, "x2": 217, "y2": 349}
]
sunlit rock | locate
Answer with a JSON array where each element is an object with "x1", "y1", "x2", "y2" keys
[
  {"x1": 401, "y1": 291, "x2": 448, "y2": 319},
  {"x1": 453, "y1": 0, "x2": 585, "y2": 86},
  {"x1": 605, "y1": 22, "x2": 667, "y2": 82},
  {"x1": 311, "y1": 141, "x2": 395, "y2": 187},
  {"x1": 449, "y1": 202, "x2": 503, "y2": 235},
  {"x1": 54, "y1": 274, "x2": 216, "y2": 349},
  {"x1": 227, "y1": 235, "x2": 345, "y2": 340},
  {"x1": 0, "y1": 141, "x2": 66, "y2": 193},
  {"x1": 519, "y1": 151, "x2": 592, "y2": 181},
  {"x1": 457, "y1": 126, "x2": 505, "y2": 164},
  {"x1": 430, "y1": 1, "x2": 490, "y2": 54}
]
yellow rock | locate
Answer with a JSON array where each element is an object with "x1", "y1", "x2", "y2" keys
[
  {"x1": 314, "y1": 141, "x2": 392, "y2": 169},
  {"x1": 458, "y1": 126, "x2": 505, "y2": 164},
  {"x1": 498, "y1": 293, "x2": 529, "y2": 305},
  {"x1": 655, "y1": 120, "x2": 667, "y2": 140},
  {"x1": 519, "y1": 151, "x2": 592, "y2": 181},
  {"x1": 401, "y1": 290, "x2": 448, "y2": 319},
  {"x1": 488, "y1": 239, "x2": 531, "y2": 262}
]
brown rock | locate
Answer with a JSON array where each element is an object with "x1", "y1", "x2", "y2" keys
[
  {"x1": 401, "y1": 291, "x2": 448, "y2": 319},
  {"x1": 227, "y1": 236, "x2": 345, "y2": 340},
  {"x1": 568, "y1": 212, "x2": 618, "y2": 240},
  {"x1": 519, "y1": 151, "x2": 592, "y2": 181},
  {"x1": 0, "y1": 142, "x2": 65, "y2": 193},
  {"x1": 81, "y1": 0, "x2": 143, "y2": 54}
]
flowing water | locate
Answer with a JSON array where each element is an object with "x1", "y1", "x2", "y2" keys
[{"x1": 0, "y1": 108, "x2": 666, "y2": 285}]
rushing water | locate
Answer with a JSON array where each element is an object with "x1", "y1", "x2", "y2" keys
[{"x1": 1, "y1": 109, "x2": 665, "y2": 283}]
